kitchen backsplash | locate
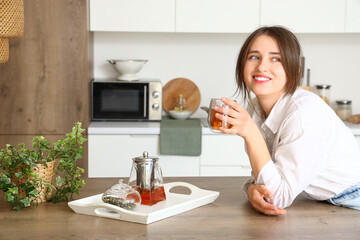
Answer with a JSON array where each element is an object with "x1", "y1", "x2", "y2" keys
[{"x1": 92, "y1": 32, "x2": 360, "y2": 118}]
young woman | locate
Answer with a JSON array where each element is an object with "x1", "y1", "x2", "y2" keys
[{"x1": 215, "y1": 26, "x2": 360, "y2": 215}]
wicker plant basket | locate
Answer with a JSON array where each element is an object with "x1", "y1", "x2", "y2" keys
[
  {"x1": 0, "y1": 0, "x2": 24, "y2": 37},
  {"x1": 12, "y1": 161, "x2": 56, "y2": 203},
  {"x1": 0, "y1": 37, "x2": 9, "y2": 63}
]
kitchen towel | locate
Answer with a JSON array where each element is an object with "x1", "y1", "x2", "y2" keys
[{"x1": 160, "y1": 116, "x2": 201, "y2": 156}]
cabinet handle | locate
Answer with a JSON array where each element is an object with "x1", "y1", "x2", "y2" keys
[{"x1": 144, "y1": 85, "x2": 147, "y2": 117}]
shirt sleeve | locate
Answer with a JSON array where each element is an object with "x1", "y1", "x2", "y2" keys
[
  {"x1": 242, "y1": 174, "x2": 255, "y2": 195},
  {"x1": 255, "y1": 111, "x2": 327, "y2": 208}
]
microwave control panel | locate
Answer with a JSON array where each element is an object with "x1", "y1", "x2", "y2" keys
[{"x1": 148, "y1": 81, "x2": 162, "y2": 120}]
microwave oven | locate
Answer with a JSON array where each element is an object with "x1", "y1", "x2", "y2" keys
[{"x1": 91, "y1": 78, "x2": 162, "y2": 121}]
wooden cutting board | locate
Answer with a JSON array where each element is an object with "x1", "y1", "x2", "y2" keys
[{"x1": 162, "y1": 78, "x2": 201, "y2": 113}]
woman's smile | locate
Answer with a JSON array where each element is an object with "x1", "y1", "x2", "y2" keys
[{"x1": 253, "y1": 74, "x2": 271, "y2": 84}]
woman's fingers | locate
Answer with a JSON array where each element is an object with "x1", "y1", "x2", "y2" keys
[
  {"x1": 256, "y1": 185, "x2": 273, "y2": 199},
  {"x1": 255, "y1": 203, "x2": 286, "y2": 215},
  {"x1": 214, "y1": 98, "x2": 245, "y2": 120},
  {"x1": 221, "y1": 97, "x2": 245, "y2": 112}
]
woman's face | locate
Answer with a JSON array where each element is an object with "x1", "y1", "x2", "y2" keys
[{"x1": 244, "y1": 35, "x2": 287, "y2": 102}]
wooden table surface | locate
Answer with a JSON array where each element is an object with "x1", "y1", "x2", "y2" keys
[{"x1": 1, "y1": 177, "x2": 360, "y2": 240}]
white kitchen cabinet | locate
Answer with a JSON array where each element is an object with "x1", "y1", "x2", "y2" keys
[
  {"x1": 260, "y1": 0, "x2": 346, "y2": 33},
  {"x1": 345, "y1": 0, "x2": 360, "y2": 32},
  {"x1": 88, "y1": 134, "x2": 200, "y2": 178},
  {"x1": 89, "y1": 0, "x2": 357, "y2": 34},
  {"x1": 89, "y1": 0, "x2": 175, "y2": 32},
  {"x1": 201, "y1": 166, "x2": 251, "y2": 176},
  {"x1": 176, "y1": 0, "x2": 260, "y2": 33},
  {"x1": 200, "y1": 135, "x2": 251, "y2": 176},
  {"x1": 88, "y1": 134, "x2": 250, "y2": 178},
  {"x1": 88, "y1": 129, "x2": 251, "y2": 177},
  {"x1": 201, "y1": 135, "x2": 249, "y2": 166},
  {"x1": 355, "y1": 136, "x2": 360, "y2": 145},
  {"x1": 88, "y1": 122, "x2": 360, "y2": 177},
  {"x1": 88, "y1": 135, "x2": 156, "y2": 177}
]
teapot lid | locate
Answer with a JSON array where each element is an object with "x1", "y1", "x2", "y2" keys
[{"x1": 133, "y1": 151, "x2": 158, "y2": 163}]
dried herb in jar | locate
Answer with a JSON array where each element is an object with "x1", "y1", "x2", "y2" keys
[
  {"x1": 102, "y1": 196, "x2": 137, "y2": 210},
  {"x1": 101, "y1": 179, "x2": 141, "y2": 210}
]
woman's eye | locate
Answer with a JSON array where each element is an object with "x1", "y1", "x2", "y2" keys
[
  {"x1": 249, "y1": 55, "x2": 259, "y2": 60},
  {"x1": 272, "y1": 57, "x2": 281, "y2": 62}
]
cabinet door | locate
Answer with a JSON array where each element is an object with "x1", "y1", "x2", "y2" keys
[
  {"x1": 200, "y1": 135, "x2": 251, "y2": 176},
  {"x1": 88, "y1": 135, "x2": 199, "y2": 177},
  {"x1": 260, "y1": 0, "x2": 346, "y2": 33},
  {"x1": 88, "y1": 135, "x2": 157, "y2": 177},
  {"x1": 346, "y1": 0, "x2": 360, "y2": 32},
  {"x1": 201, "y1": 166, "x2": 251, "y2": 176},
  {"x1": 355, "y1": 136, "x2": 360, "y2": 145},
  {"x1": 89, "y1": 0, "x2": 175, "y2": 32},
  {"x1": 176, "y1": 0, "x2": 260, "y2": 33}
]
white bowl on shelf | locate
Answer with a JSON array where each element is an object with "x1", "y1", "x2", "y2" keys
[
  {"x1": 107, "y1": 59, "x2": 148, "y2": 81},
  {"x1": 168, "y1": 110, "x2": 192, "y2": 120}
]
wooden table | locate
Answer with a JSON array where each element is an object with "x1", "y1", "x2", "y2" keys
[{"x1": 1, "y1": 177, "x2": 360, "y2": 239}]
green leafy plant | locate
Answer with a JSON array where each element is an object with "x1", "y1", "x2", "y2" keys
[{"x1": 0, "y1": 122, "x2": 87, "y2": 210}]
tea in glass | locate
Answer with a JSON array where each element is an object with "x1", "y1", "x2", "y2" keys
[{"x1": 207, "y1": 98, "x2": 232, "y2": 133}]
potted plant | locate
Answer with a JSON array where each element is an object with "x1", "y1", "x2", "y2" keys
[{"x1": 0, "y1": 122, "x2": 87, "y2": 211}]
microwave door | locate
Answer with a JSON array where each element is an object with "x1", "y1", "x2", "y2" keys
[{"x1": 92, "y1": 83, "x2": 147, "y2": 120}]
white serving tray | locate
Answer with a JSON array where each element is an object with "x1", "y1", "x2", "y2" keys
[{"x1": 68, "y1": 182, "x2": 219, "y2": 224}]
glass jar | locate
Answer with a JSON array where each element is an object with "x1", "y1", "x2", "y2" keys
[
  {"x1": 174, "y1": 94, "x2": 186, "y2": 112},
  {"x1": 102, "y1": 179, "x2": 141, "y2": 210},
  {"x1": 315, "y1": 85, "x2": 331, "y2": 105},
  {"x1": 335, "y1": 100, "x2": 352, "y2": 121}
]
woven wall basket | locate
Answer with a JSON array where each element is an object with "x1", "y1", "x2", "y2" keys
[
  {"x1": 0, "y1": 37, "x2": 9, "y2": 63},
  {"x1": 0, "y1": 0, "x2": 24, "y2": 37}
]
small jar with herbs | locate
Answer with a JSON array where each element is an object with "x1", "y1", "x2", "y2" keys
[{"x1": 102, "y1": 179, "x2": 141, "y2": 210}]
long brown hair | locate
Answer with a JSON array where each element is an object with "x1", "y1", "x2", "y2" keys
[{"x1": 235, "y1": 26, "x2": 303, "y2": 102}]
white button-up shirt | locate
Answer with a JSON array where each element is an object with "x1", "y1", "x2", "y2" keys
[{"x1": 243, "y1": 88, "x2": 360, "y2": 208}]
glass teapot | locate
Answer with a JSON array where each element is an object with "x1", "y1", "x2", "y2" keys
[{"x1": 129, "y1": 151, "x2": 166, "y2": 206}]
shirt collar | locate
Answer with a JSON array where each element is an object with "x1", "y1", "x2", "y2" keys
[{"x1": 251, "y1": 92, "x2": 290, "y2": 134}]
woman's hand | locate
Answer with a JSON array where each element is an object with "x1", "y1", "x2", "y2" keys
[
  {"x1": 247, "y1": 184, "x2": 286, "y2": 215},
  {"x1": 214, "y1": 97, "x2": 257, "y2": 138},
  {"x1": 215, "y1": 97, "x2": 271, "y2": 179}
]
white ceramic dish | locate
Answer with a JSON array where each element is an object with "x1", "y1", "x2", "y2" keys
[
  {"x1": 107, "y1": 59, "x2": 147, "y2": 81},
  {"x1": 68, "y1": 182, "x2": 219, "y2": 224},
  {"x1": 168, "y1": 110, "x2": 192, "y2": 120}
]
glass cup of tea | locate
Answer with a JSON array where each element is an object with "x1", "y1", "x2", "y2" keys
[{"x1": 207, "y1": 98, "x2": 232, "y2": 133}]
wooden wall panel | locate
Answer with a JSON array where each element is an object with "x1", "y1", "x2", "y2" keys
[
  {"x1": 0, "y1": 0, "x2": 90, "y2": 172},
  {"x1": 0, "y1": 0, "x2": 89, "y2": 135}
]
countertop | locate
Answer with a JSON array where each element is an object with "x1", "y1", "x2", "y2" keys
[
  {"x1": 88, "y1": 118, "x2": 215, "y2": 135},
  {"x1": 1, "y1": 177, "x2": 359, "y2": 239},
  {"x1": 88, "y1": 120, "x2": 360, "y2": 135}
]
